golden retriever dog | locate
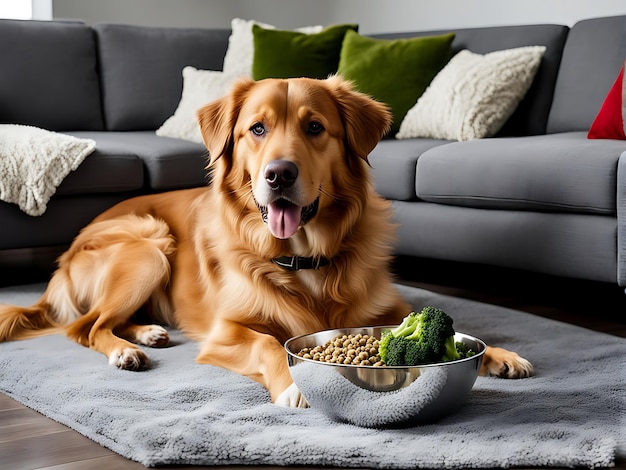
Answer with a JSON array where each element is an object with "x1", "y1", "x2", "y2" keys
[{"x1": 0, "y1": 76, "x2": 532, "y2": 407}]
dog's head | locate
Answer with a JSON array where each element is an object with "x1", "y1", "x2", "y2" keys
[{"x1": 197, "y1": 76, "x2": 392, "y2": 240}]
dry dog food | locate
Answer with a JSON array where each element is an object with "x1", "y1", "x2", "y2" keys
[{"x1": 296, "y1": 333, "x2": 384, "y2": 366}]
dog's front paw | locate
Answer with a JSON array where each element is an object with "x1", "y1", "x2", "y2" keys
[
  {"x1": 275, "y1": 383, "x2": 309, "y2": 408},
  {"x1": 135, "y1": 325, "x2": 169, "y2": 348},
  {"x1": 109, "y1": 347, "x2": 149, "y2": 371},
  {"x1": 481, "y1": 347, "x2": 533, "y2": 378}
]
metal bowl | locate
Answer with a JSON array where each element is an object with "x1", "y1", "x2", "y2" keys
[{"x1": 284, "y1": 327, "x2": 485, "y2": 428}]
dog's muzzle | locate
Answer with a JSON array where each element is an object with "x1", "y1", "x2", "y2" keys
[{"x1": 254, "y1": 159, "x2": 320, "y2": 239}]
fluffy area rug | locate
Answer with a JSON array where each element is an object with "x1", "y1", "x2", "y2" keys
[{"x1": 0, "y1": 282, "x2": 624, "y2": 468}]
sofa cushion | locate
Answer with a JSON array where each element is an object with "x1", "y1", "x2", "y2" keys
[
  {"x1": 252, "y1": 23, "x2": 358, "y2": 80},
  {"x1": 69, "y1": 132, "x2": 209, "y2": 191},
  {"x1": 0, "y1": 19, "x2": 103, "y2": 131},
  {"x1": 548, "y1": 15, "x2": 626, "y2": 133},
  {"x1": 369, "y1": 138, "x2": 450, "y2": 201},
  {"x1": 338, "y1": 31, "x2": 455, "y2": 134},
  {"x1": 392, "y1": 200, "x2": 617, "y2": 284},
  {"x1": 372, "y1": 23, "x2": 568, "y2": 137},
  {"x1": 58, "y1": 132, "x2": 145, "y2": 196},
  {"x1": 416, "y1": 132, "x2": 626, "y2": 214},
  {"x1": 95, "y1": 24, "x2": 230, "y2": 131}
]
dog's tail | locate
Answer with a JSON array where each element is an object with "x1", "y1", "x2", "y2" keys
[
  {"x1": 0, "y1": 272, "x2": 78, "y2": 342},
  {"x1": 0, "y1": 301, "x2": 64, "y2": 341}
]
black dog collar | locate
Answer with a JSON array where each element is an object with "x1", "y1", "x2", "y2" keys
[{"x1": 272, "y1": 256, "x2": 330, "y2": 271}]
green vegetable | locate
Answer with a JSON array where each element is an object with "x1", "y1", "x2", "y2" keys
[
  {"x1": 454, "y1": 341, "x2": 476, "y2": 359},
  {"x1": 379, "y1": 306, "x2": 474, "y2": 366}
]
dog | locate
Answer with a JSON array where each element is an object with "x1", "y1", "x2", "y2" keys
[{"x1": 0, "y1": 76, "x2": 532, "y2": 407}]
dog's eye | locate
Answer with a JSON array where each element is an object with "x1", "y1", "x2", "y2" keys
[
  {"x1": 307, "y1": 121, "x2": 324, "y2": 136},
  {"x1": 250, "y1": 122, "x2": 266, "y2": 137}
]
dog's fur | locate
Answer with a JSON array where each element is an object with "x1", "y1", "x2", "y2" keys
[{"x1": 0, "y1": 76, "x2": 532, "y2": 406}]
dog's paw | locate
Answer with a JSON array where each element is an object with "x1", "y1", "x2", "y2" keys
[
  {"x1": 481, "y1": 347, "x2": 533, "y2": 379},
  {"x1": 275, "y1": 383, "x2": 309, "y2": 408},
  {"x1": 135, "y1": 325, "x2": 169, "y2": 348},
  {"x1": 108, "y1": 347, "x2": 149, "y2": 371}
]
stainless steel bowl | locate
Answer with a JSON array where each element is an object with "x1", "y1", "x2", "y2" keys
[{"x1": 284, "y1": 327, "x2": 485, "y2": 427}]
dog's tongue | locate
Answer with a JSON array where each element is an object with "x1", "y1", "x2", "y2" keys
[{"x1": 267, "y1": 200, "x2": 301, "y2": 239}]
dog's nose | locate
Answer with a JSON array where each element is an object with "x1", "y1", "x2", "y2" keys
[{"x1": 265, "y1": 160, "x2": 298, "y2": 190}]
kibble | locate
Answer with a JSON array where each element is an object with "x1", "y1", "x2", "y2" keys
[{"x1": 296, "y1": 333, "x2": 385, "y2": 367}]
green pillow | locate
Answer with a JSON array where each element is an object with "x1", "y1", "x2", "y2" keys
[
  {"x1": 252, "y1": 23, "x2": 358, "y2": 80},
  {"x1": 337, "y1": 30, "x2": 455, "y2": 134}
]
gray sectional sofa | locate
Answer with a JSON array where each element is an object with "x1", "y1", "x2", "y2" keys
[{"x1": 1, "y1": 15, "x2": 626, "y2": 289}]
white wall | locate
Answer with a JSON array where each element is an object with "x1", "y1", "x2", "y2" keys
[
  {"x1": 32, "y1": 0, "x2": 53, "y2": 20},
  {"x1": 52, "y1": 0, "x2": 626, "y2": 32},
  {"x1": 52, "y1": 0, "x2": 238, "y2": 28},
  {"x1": 51, "y1": 0, "x2": 336, "y2": 29},
  {"x1": 330, "y1": 0, "x2": 626, "y2": 32}
]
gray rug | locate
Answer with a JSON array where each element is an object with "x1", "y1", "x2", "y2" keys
[{"x1": 0, "y1": 283, "x2": 624, "y2": 468}]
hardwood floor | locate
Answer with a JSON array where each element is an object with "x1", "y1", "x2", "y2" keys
[{"x1": 0, "y1": 257, "x2": 624, "y2": 470}]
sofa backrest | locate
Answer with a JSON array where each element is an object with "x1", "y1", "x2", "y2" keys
[
  {"x1": 371, "y1": 23, "x2": 569, "y2": 137},
  {"x1": 547, "y1": 15, "x2": 626, "y2": 133},
  {"x1": 95, "y1": 24, "x2": 231, "y2": 131},
  {"x1": 0, "y1": 19, "x2": 104, "y2": 131}
]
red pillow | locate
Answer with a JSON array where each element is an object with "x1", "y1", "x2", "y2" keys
[{"x1": 587, "y1": 63, "x2": 626, "y2": 139}]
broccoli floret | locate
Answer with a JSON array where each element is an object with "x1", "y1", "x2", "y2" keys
[
  {"x1": 390, "y1": 311, "x2": 421, "y2": 337},
  {"x1": 379, "y1": 306, "x2": 459, "y2": 366},
  {"x1": 379, "y1": 335, "x2": 407, "y2": 366},
  {"x1": 379, "y1": 334, "x2": 431, "y2": 366},
  {"x1": 378, "y1": 329, "x2": 392, "y2": 362},
  {"x1": 454, "y1": 341, "x2": 476, "y2": 359},
  {"x1": 403, "y1": 338, "x2": 432, "y2": 365},
  {"x1": 441, "y1": 336, "x2": 461, "y2": 362},
  {"x1": 406, "y1": 306, "x2": 456, "y2": 358}
]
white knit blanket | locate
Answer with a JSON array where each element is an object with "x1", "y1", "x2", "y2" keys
[{"x1": 0, "y1": 125, "x2": 96, "y2": 216}]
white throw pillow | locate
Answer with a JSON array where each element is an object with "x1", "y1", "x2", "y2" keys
[
  {"x1": 396, "y1": 46, "x2": 546, "y2": 141},
  {"x1": 156, "y1": 66, "x2": 238, "y2": 143},
  {"x1": 0, "y1": 125, "x2": 96, "y2": 216},
  {"x1": 222, "y1": 18, "x2": 323, "y2": 78}
]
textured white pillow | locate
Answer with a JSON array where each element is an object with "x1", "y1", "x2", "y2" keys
[
  {"x1": 156, "y1": 66, "x2": 238, "y2": 143},
  {"x1": 0, "y1": 125, "x2": 96, "y2": 216},
  {"x1": 396, "y1": 46, "x2": 546, "y2": 141},
  {"x1": 222, "y1": 18, "x2": 323, "y2": 78}
]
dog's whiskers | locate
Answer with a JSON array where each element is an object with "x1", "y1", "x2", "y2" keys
[
  {"x1": 224, "y1": 180, "x2": 251, "y2": 201},
  {"x1": 232, "y1": 181, "x2": 254, "y2": 219},
  {"x1": 319, "y1": 187, "x2": 339, "y2": 203}
]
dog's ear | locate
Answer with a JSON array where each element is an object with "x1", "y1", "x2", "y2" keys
[
  {"x1": 325, "y1": 75, "x2": 393, "y2": 161},
  {"x1": 196, "y1": 78, "x2": 255, "y2": 163}
]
